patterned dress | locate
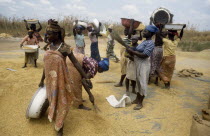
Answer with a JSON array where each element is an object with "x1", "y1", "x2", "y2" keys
[{"x1": 44, "y1": 50, "x2": 75, "y2": 131}]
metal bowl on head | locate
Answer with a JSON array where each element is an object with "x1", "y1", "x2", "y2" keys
[
  {"x1": 164, "y1": 24, "x2": 186, "y2": 30},
  {"x1": 121, "y1": 18, "x2": 141, "y2": 29}
]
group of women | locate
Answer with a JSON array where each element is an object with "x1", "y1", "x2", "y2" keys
[
  {"x1": 114, "y1": 22, "x2": 185, "y2": 110},
  {"x1": 20, "y1": 18, "x2": 185, "y2": 136}
]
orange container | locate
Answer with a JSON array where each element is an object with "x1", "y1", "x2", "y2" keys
[{"x1": 121, "y1": 18, "x2": 141, "y2": 29}]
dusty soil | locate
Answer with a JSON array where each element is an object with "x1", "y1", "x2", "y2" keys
[{"x1": 0, "y1": 37, "x2": 210, "y2": 136}]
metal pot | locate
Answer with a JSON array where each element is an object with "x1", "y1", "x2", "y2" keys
[{"x1": 121, "y1": 18, "x2": 141, "y2": 29}]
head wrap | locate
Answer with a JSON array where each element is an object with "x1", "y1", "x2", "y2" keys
[
  {"x1": 145, "y1": 25, "x2": 159, "y2": 33},
  {"x1": 46, "y1": 19, "x2": 65, "y2": 42},
  {"x1": 108, "y1": 24, "x2": 114, "y2": 29},
  {"x1": 76, "y1": 25, "x2": 85, "y2": 30},
  {"x1": 98, "y1": 58, "x2": 109, "y2": 72},
  {"x1": 131, "y1": 35, "x2": 139, "y2": 40},
  {"x1": 46, "y1": 19, "x2": 61, "y2": 32}
]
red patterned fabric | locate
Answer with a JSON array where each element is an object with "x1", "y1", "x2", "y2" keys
[{"x1": 82, "y1": 56, "x2": 98, "y2": 78}]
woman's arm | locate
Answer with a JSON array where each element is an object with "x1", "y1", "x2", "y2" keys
[
  {"x1": 20, "y1": 36, "x2": 27, "y2": 47},
  {"x1": 81, "y1": 79, "x2": 94, "y2": 104},
  {"x1": 68, "y1": 52, "x2": 92, "y2": 88},
  {"x1": 73, "y1": 26, "x2": 77, "y2": 37},
  {"x1": 37, "y1": 21, "x2": 42, "y2": 32},
  {"x1": 179, "y1": 25, "x2": 186, "y2": 40},
  {"x1": 24, "y1": 20, "x2": 30, "y2": 30},
  {"x1": 68, "y1": 52, "x2": 88, "y2": 79},
  {"x1": 39, "y1": 69, "x2": 45, "y2": 87},
  {"x1": 127, "y1": 48, "x2": 148, "y2": 59}
]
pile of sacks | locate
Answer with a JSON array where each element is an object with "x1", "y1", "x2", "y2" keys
[
  {"x1": 178, "y1": 69, "x2": 203, "y2": 77},
  {"x1": 190, "y1": 91, "x2": 210, "y2": 136}
]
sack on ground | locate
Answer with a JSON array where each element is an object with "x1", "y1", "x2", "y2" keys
[{"x1": 190, "y1": 114, "x2": 210, "y2": 136}]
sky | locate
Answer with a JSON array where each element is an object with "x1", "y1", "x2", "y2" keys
[{"x1": 0, "y1": 0, "x2": 210, "y2": 31}]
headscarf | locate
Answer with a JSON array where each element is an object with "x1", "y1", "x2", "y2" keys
[
  {"x1": 46, "y1": 19, "x2": 61, "y2": 32},
  {"x1": 46, "y1": 19, "x2": 65, "y2": 42},
  {"x1": 98, "y1": 58, "x2": 109, "y2": 72},
  {"x1": 76, "y1": 25, "x2": 85, "y2": 30},
  {"x1": 145, "y1": 25, "x2": 159, "y2": 33},
  {"x1": 108, "y1": 24, "x2": 114, "y2": 29}
]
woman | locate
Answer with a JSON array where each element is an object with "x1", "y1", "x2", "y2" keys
[
  {"x1": 20, "y1": 30, "x2": 39, "y2": 68},
  {"x1": 149, "y1": 23, "x2": 164, "y2": 85},
  {"x1": 38, "y1": 20, "x2": 94, "y2": 136},
  {"x1": 24, "y1": 19, "x2": 43, "y2": 42},
  {"x1": 159, "y1": 26, "x2": 185, "y2": 89},
  {"x1": 87, "y1": 24, "x2": 101, "y2": 62},
  {"x1": 66, "y1": 52, "x2": 109, "y2": 110},
  {"x1": 127, "y1": 25, "x2": 158, "y2": 110},
  {"x1": 73, "y1": 22, "x2": 86, "y2": 54}
]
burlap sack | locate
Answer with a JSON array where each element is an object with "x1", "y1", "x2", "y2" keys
[{"x1": 190, "y1": 114, "x2": 210, "y2": 136}]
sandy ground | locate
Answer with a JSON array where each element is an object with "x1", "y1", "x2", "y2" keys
[{"x1": 0, "y1": 37, "x2": 210, "y2": 136}]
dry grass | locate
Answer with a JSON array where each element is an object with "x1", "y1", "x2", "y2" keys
[{"x1": 0, "y1": 15, "x2": 210, "y2": 51}]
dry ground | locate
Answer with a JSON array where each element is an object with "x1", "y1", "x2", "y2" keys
[{"x1": 0, "y1": 37, "x2": 210, "y2": 136}]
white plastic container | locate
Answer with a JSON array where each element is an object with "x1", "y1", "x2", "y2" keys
[
  {"x1": 22, "y1": 45, "x2": 38, "y2": 53},
  {"x1": 26, "y1": 86, "x2": 48, "y2": 119},
  {"x1": 73, "y1": 21, "x2": 88, "y2": 28},
  {"x1": 165, "y1": 24, "x2": 186, "y2": 30}
]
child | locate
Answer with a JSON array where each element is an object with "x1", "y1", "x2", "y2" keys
[{"x1": 73, "y1": 23, "x2": 86, "y2": 54}]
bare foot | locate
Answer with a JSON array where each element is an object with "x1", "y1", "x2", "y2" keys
[
  {"x1": 133, "y1": 104, "x2": 143, "y2": 110},
  {"x1": 78, "y1": 104, "x2": 91, "y2": 111},
  {"x1": 114, "y1": 83, "x2": 123, "y2": 87}
]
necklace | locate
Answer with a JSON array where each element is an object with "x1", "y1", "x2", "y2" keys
[{"x1": 49, "y1": 42, "x2": 63, "y2": 51}]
